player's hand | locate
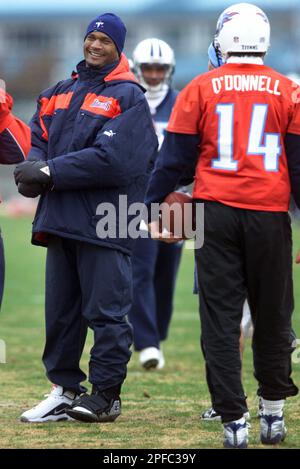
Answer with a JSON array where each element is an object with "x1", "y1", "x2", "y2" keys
[
  {"x1": 296, "y1": 249, "x2": 300, "y2": 264},
  {"x1": 14, "y1": 161, "x2": 52, "y2": 187},
  {"x1": 148, "y1": 220, "x2": 183, "y2": 244},
  {"x1": 17, "y1": 182, "x2": 45, "y2": 198}
]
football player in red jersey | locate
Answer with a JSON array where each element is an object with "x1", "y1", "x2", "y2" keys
[
  {"x1": 0, "y1": 81, "x2": 31, "y2": 309},
  {"x1": 145, "y1": 3, "x2": 299, "y2": 448},
  {"x1": 200, "y1": 40, "x2": 255, "y2": 423}
]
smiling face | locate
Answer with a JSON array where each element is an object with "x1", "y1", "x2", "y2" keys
[{"x1": 84, "y1": 31, "x2": 119, "y2": 69}]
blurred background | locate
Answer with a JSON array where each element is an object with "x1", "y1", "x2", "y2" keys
[{"x1": 1, "y1": 0, "x2": 300, "y2": 198}]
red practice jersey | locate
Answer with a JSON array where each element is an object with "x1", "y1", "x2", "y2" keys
[
  {"x1": 0, "y1": 90, "x2": 31, "y2": 163},
  {"x1": 168, "y1": 62, "x2": 300, "y2": 211}
]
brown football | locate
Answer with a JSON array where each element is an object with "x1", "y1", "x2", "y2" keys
[{"x1": 160, "y1": 191, "x2": 195, "y2": 239}]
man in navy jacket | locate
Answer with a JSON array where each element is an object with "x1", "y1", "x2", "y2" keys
[{"x1": 14, "y1": 13, "x2": 157, "y2": 423}]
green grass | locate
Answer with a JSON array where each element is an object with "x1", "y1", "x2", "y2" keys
[{"x1": 0, "y1": 215, "x2": 300, "y2": 449}]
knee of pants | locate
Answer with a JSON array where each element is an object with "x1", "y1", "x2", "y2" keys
[
  {"x1": 82, "y1": 281, "x2": 132, "y2": 324},
  {"x1": 253, "y1": 329, "x2": 295, "y2": 354},
  {"x1": 83, "y1": 306, "x2": 131, "y2": 325}
]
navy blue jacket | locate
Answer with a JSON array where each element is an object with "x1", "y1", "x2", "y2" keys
[{"x1": 28, "y1": 55, "x2": 158, "y2": 254}]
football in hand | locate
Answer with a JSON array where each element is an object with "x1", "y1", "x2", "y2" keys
[{"x1": 160, "y1": 191, "x2": 195, "y2": 239}]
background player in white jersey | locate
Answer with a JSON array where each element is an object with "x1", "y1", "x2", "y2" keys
[{"x1": 128, "y1": 38, "x2": 183, "y2": 370}]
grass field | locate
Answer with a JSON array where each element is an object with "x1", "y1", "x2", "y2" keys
[{"x1": 0, "y1": 214, "x2": 300, "y2": 449}]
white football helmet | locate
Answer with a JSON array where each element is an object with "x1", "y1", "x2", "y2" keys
[
  {"x1": 214, "y1": 3, "x2": 270, "y2": 60},
  {"x1": 132, "y1": 38, "x2": 175, "y2": 91}
]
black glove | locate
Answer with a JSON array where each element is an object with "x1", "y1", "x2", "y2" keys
[
  {"x1": 17, "y1": 182, "x2": 45, "y2": 198},
  {"x1": 14, "y1": 161, "x2": 52, "y2": 187}
]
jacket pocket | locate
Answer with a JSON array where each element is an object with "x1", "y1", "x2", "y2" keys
[{"x1": 70, "y1": 111, "x2": 109, "y2": 151}]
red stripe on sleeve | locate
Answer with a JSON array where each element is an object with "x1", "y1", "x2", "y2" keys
[{"x1": 39, "y1": 92, "x2": 73, "y2": 141}]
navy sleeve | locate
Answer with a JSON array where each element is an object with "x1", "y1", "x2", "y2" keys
[
  {"x1": 27, "y1": 98, "x2": 48, "y2": 162},
  {"x1": 27, "y1": 82, "x2": 64, "y2": 163},
  {"x1": 285, "y1": 133, "x2": 300, "y2": 209},
  {"x1": 48, "y1": 99, "x2": 158, "y2": 190},
  {"x1": 144, "y1": 131, "x2": 199, "y2": 209}
]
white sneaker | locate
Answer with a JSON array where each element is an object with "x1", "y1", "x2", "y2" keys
[
  {"x1": 20, "y1": 385, "x2": 78, "y2": 423},
  {"x1": 139, "y1": 347, "x2": 161, "y2": 370},
  {"x1": 223, "y1": 417, "x2": 249, "y2": 448},
  {"x1": 260, "y1": 413, "x2": 287, "y2": 445}
]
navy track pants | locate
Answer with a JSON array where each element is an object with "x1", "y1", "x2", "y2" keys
[{"x1": 43, "y1": 236, "x2": 133, "y2": 393}]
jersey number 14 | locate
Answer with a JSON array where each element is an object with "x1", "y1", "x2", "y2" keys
[{"x1": 212, "y1": 103, "x2": 281, "y2": 172}]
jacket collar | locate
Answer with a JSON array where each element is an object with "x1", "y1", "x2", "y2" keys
[
  {"x1": 105, "y1": 54, "x2": 137, "y2": 83},
  {"x1": 73, "y1": 54, "x2": 138, "y2": 85}
]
